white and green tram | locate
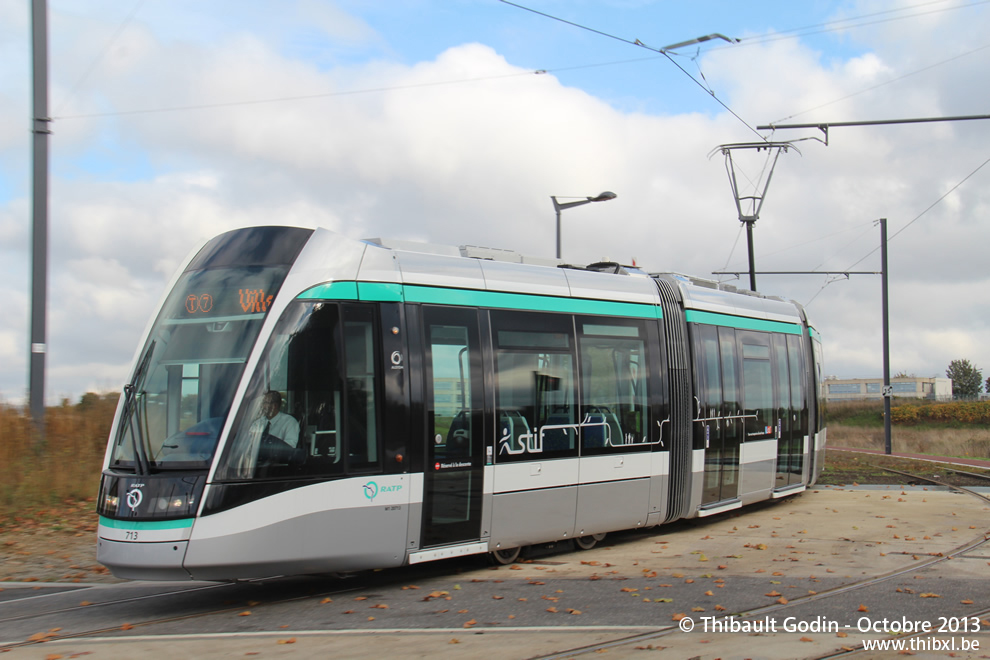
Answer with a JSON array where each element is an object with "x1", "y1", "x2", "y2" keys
[{"x1": 97, "y1": 226, "x2": 825, "y2": 580}]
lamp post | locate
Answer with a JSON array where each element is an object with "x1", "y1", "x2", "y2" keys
[{"x1": 551, "y1": 191, "x2": 617, "y2": 260}]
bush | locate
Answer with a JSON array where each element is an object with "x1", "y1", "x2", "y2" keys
[
  {"x1": 0, "y1": 393, "x2": 118, "y2": 513},
  {"x1": 889, "y1": 400, "x2": 990, "y2": 425}
]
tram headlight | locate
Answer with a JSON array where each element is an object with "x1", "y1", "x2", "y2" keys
[
  {"x1": 103, "y1": 494, "x2": 119, "y2": 514},
  {"x1": 156, "y1": 494, "x2": 195, "y2": 512}
]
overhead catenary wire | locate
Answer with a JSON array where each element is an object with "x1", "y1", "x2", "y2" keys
[
  {"x1": 52, "y1": 0, "x2": 147, "y2": 117},
  {"x1": 843, "y1": 153, "x2": 990, "y2": 272},
  {"x1": 707, "y1": 0, "x2": 990, "y2": 52},
  {"x1": 802, "y1": 154, "x2": 990, "y2": 306},
  {"x1": 51, "y1": 1, "x2": 987, "y2": 126},
  {"x1": 770, "y1": 42, "x2": 990, "y2": 125},
  {"x1": 497, "y1": 0, "x2": 765, "y2": 141}
]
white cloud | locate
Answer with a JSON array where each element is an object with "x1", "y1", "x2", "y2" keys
[{"x1": 2, "y1": 1, "x2": 990, "y2": 402}]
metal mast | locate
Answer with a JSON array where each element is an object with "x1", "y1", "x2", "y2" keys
[
  {"x1": 30, "y1": 0, "x2": 50, "y2": 436},
  {"x1": 711, "y1": 141, "x2": 797, "y2": 292}
]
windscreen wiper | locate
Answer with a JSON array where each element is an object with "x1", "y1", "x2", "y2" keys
[{"x1": 123, "y1": 341, "x2": 155, "y2": 475}]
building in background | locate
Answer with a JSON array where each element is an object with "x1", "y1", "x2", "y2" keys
[{"x1": 824, "y1": 377, "x2": 952, "y2": 402}]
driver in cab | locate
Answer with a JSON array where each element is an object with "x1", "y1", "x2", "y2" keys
[
  {"x1": 254, "y1": 390, "x2": 299, "y2": 448},
  {"x1": 229, "y1": 390, "x2": 300, "y2": 478}
]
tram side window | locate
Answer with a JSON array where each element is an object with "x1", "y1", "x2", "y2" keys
[
  {"x1": 216, "y1": 302, "x2": 382, "y2": 481},
  {"x1": 812, "y1": 337, "x2": 824, "y2": 432},
  {"x1": 492, "y1": 311, "x2": 577, "y2": 461},
  {"x1": 578, "y1": 319, "x2": 649, "y2": 452},
  {"x1": 342, "y1": 305, "x2": 380, "y2": 470},
  {"x1": 740, "y1": 336, "x2": 773, "y2": 441},
  {"x1": 695, "y1": 325, "x2": 722, "y2": 446},
  {"x1": 786, "y1": 334, "x2": 806, "y2": 434}
]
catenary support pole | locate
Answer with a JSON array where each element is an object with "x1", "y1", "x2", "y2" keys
[
  {"x1": 745, "y1": 220, "x2": 757, "y2": 292},
  {"x1": 30, "y1": 0, "x2": 50, "y2": 438},
  {"x1": 881, "y1": 218, "x2": 892, "y2": 455}
]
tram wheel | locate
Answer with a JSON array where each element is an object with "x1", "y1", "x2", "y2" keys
[
  {"x1": 574, "y1": 533, "x2": 606, "y2": 550},
  {"x1": 489, "y1": 546, "x2": 522, "y2": 565}
]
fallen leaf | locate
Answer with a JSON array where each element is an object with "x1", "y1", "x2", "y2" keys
[
  {"x1": 449, "y1": 639, "x2": 460, "y2": 644},
  {"x1": 714, "y1": 605, "x2": 726, "y2": 611},
  {"x1": 546, "y1": 607, "x2": 558, "y2": 613},
  {"x1": 919, "y1": 593, "x2": 941, "y2": 598},
  {"x1": 800, "y1": 637, "x2": 813, "y2": 642},
  {"x1": 765, "y1": 590, "x2": 781, "y2": 597},
  {"x1": 321, "y1": 597, "x2": 333, "y2": 604},
  {"x1": 370, "y1": 604, "x2": 389, "y2": 609},
  {"x1": 858, "y1": 604, "x2": 869, "y2": 612},
  {"x1": 492, "y1": 595, "x2": 504, "y2": 600},
  {"x1": 277, "y1": 638, "x2": 296, "y2": 645},
  {"x1": 463, "y1": 619, "x2": 477, "y2": 628},
  {"x1": 120, "y1": 623, "x2": 134, "y2": 630},
  {"x1": 567, "y1": 608, "x2": 582, "y2": 615},
  {"x1": 960, "y1": 599, "x2": 974, "y2": 605},
  {"x1": 672, "y1": 613, "x2": 686, "y2": 621}
]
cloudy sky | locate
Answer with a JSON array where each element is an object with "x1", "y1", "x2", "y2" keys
[{"x1": 2, "y1": 0, "x2": 989, "y2": 404}]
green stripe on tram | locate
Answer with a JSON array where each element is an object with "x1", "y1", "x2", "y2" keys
[
  {"x1": 685, "y1": 309, "x2": 803, "y2": 335},
  {"x1": 299, "y1": 281, "x2": 662, "y2": 319},
  {"x1": 99, "y1": 516, "x2": 194, "y2": 530}
]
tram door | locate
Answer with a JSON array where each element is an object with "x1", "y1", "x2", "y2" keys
[
  {"x1": 698, "y1": 326, "x2": 741, "y2": 505},
  {"x1": 421, "y1": 307, "x2": 485, "y2": 548},
  {"x1": 772, "y1": 334, "x2": 805, "y2": 489}
]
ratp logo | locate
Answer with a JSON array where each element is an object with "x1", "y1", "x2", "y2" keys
[
  {"x1": 126, "y1": 487, "x2": 144, "y2": 511},
  {"x1": 363, "y1": 481, "x2": 378, "y2": 501}
]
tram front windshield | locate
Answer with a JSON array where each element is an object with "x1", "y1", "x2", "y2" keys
[{"x1": 109, "y1": 265, "x2": 288, "y2": 471}]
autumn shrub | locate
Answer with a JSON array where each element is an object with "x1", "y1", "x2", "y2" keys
[
  {"x1": 0, "y1": 393, "x2": 118, "y2": 514},
  {"x1": 890, "y1": 400, "x2": 990, "y2": 425}
]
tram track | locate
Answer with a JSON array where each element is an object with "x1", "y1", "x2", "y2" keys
[
  {"x1": 0, "y1": 580, "x2": 239, "y2": 626},
  {"x1": 0, "y1": 576, "x2": 368, "y2": 651},
  {"x1": 531, "y1": 468, "x2": 990, "y2": 659}
]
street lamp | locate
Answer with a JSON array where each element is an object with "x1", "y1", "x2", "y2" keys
[{"x1": 551, "y1": 191, "x2": 617, "y2": 260}]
